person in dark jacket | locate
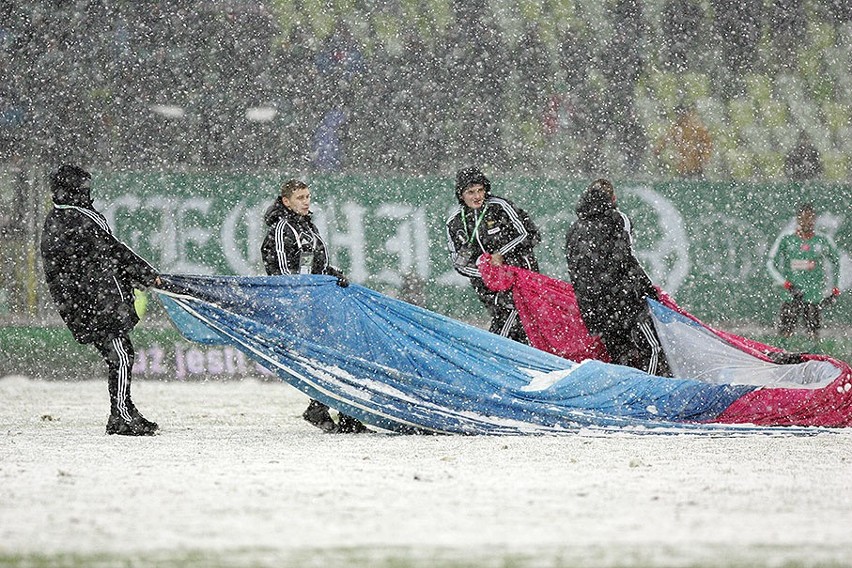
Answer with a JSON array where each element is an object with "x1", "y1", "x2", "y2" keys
[
  {"x1": 445, "y1": 166, "x2": 541, "y2": 343},
  {"x1": 784, "y1": 131, "x2": 823, "y2": 181},
  {"x1": 564, "y1": 178, "x2": 671, "y2": 376},
  {"x1": 41, "y1": 165, "x2": 161, "y2": 436},
  {"x1": 261, "y1": 178, "x2": 368, "y2": 434}
]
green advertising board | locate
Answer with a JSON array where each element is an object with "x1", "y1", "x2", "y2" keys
[
  {"x1": 95, "y1": 173, "x2": 851, "y2": 327},
  {"x1": 3, "y1": 173, "x2": 850, "y2": 382}
]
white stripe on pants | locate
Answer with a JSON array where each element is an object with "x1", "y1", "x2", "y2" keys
[
  {"x1": 112, "y1": 337, "x2": 133, "y2": 421},
  {"x1": 635, "y1": 318, "x2": 662, "y2": 376}
]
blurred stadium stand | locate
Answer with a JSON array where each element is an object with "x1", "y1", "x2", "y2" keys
[{"x1": 0, "y1": 0, "x2": 850, "y2": 180}]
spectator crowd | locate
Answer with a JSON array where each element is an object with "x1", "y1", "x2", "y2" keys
[{"x1": 1, "y1": 0, "x2": 850, "y2": 178}]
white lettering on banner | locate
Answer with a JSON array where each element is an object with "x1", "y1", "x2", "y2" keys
[
  {"x1": 322, "y1": 200, "x2": 368, "y2": 282},
  {"x1": 221, "y1": 200, "x2": 267, "y2": 275},
  {"x1": 173, "y1": 343, "x2": 272, "y2": 380},
  {"x1": 184, "y1": 347, "x2": 206, "y2": 375},
  {"x1": 172, "y1": 197, "x2": 214, "y2": 273},
  {"x1": 132, "y1": 345, "x2": 167, "y2": 375},
  {"x1": 374, "y1": 204, "x2": 431, "y2": 285},
  {"x1": 104, "y1": 195, "x2": 214, "y2": 274},
  {"x1": 217, "y1": 199, "x2": 443, "y2": 286},
  {"x1": 411, "y1": 208, "x2": 431, "y2": 278},
  {"x1": 223, "y1": 347, "x2": 248, "y2": 374},
  {"x1": 145, "y1": 197, "x2": 181, "y2": 269},
  {"x1": 131, "y1": 343, "x2": 275, "y2": 379},
  {"x1": 624, "y1": 186, "x2": 690, "y2": 295},
  {"x1": 102, "y1": 194, "x2": 141, "y2": 248}
]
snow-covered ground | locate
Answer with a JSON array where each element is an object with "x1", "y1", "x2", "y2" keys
[{"x1": 2, "y1": 374, "x2": 851, "y2": 568}]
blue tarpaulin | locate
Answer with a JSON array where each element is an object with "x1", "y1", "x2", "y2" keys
[{"x1": 155, "y1": 274, "x2": 764, "y2": 435}]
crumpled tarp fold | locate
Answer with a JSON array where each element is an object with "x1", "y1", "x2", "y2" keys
[
  {"x1": 479, "y1": 257, "x2": 852, "y2": 427},
  {"x1": 154, "y1": 273, "x2": 789, "y2": 435}
]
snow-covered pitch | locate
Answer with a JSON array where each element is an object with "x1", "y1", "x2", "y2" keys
[{"x1": 2, "y1": 375, "x2": 851, "y2": 568}]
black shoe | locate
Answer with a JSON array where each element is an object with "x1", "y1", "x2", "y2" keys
[
  {"x1": 128, "y1": 407, "x2": 159, "y2": 432},
  {"x1": 337, "y1": 413, "x2": 372, "y2": 434},
  {"x1": 302, "y1": 400, "x2": 338, "y2": 433},
  {"x1": 106, "y1": 414, "x2": 158, "y2": 436}
]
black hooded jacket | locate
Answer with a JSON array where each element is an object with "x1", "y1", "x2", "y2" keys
[
  {"x1": 445, "y1": 167, "x2": 540, "y2": 283},
  {"x1": 41, "y1": 166, "x2": 159, "y2": 344},
  {"x1": 446, "y1": 195, "x2": 540, "y2": 281},
  {"x1": 260, "y1": 199, "x2": 342, "y2": 278},
  {"x1": 564, "y1": 185, "x2": 656, "y2": 335}
]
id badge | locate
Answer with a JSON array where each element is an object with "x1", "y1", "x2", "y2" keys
[{"x1": 299, "y1": 252, "x2": 314, "y2": 274}]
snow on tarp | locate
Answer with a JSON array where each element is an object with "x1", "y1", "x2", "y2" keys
[
  {"x1": 154, "y1": 274, "x2": 770, "y2": 435},
  {"x1": 478, "y1": 258, "x2": 852, "y2": 428}
]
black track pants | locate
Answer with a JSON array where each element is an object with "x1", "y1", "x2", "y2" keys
[
  {"x1": 93, "y1": 334, "x2": 137, "y2": 420},
  {"x1": 600, "y1": 313, "x2": 671, "y2": 377}
]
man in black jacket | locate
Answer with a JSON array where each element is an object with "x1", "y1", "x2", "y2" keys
[
  {"x1": 565, "y1": 178, "x2": 671, "y2": 376},
  {"x1": 445, "y1": 167, "x2": 541, "y2": 343},
  {"x1": 41, "y1": 165, "x2": 162, "y2": 436},
  {"x1": 261, "y1": 178, "x2": 369, "y2": 434}
]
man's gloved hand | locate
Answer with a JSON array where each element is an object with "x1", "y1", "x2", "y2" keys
[
  {"x1": 821, "y1": 288, "x2": 840, "y2": 308},
  {"x1": 784, "y1": 281, "x2": 804, "y2": 301},
  {"x1": 326, "y1": 266, "x2": 348, "y2": 288}
]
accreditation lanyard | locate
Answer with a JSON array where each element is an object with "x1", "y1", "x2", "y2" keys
[
  {"x1": 461, "y1": 204, "x2": 488, "y2": 246},
  {"x1": 289, "y1": 224, "x2": 317, "y2": 274}
]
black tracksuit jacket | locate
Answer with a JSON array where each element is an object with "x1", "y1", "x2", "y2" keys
[
  {"x1": 41, "y1": 197, "x2": 159, "y2": 345},
  {"x1": 445, "y1": 195, "x2": 540, "y2": 303},
  {"x1": 564, "y1": 186, "x2": 657, "y2": 336},
  {"x1": 261, "y1": 200, "x2": 342, "y2": 278}
]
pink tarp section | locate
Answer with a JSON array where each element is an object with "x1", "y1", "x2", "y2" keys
[
  {"x1": 477, "y1": 254, "x2": 609, "y2": 363},
  {"x1": 657, "y1": 291, "x2": 852, "y2": 427},
  {"x1": 479, "y1": 255, "x2": 852, "y2": 427}
]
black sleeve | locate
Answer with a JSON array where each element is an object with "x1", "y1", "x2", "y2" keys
[
  {"x1": 491, "y1": 199, "x2": 530, "y2": 257},
  {"x1": 322, "y1": 265, "x2": 345, "y2": 279},
  {"x1": 446, "y1": 215, "x2": 479, "y2": 278},
  {"x1": 89, "y1": 224, "x2": 159, "y2": 287},
  {"x1": 609, "y1": 213, "x2": 656, "y2": 298}
]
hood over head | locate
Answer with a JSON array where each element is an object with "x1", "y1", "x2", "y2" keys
[
  {"x1": 454, "y1": 166, "x2": 491, "y2": 205},
  {"x1": 576, "y1": 178, "x2": 616, "y2": 218},
  {"x1": 51, "y1": 165, "x2": 92, "y2": 207}
]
